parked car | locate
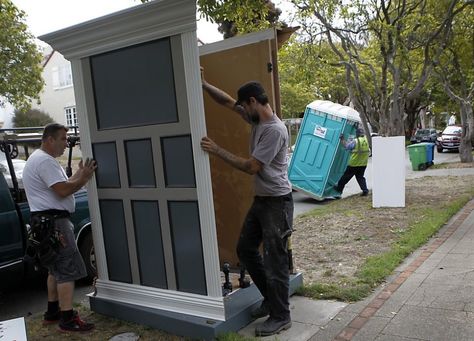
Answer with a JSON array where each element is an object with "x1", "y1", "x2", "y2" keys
[
  {"x1": 0, "y1": 158, "x2": 26, "y2": 188},
  {"x1": 410, "y1": 128, "x2": 438, "y2": 144},
  {"x1": 0, "y1": 128, "x2": 95, "y2": 288},
  {"x1": 436, "y1": 125, "x2": 462, "y2": 152}
]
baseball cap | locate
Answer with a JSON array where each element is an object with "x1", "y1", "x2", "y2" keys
[{"x1": 236, "y1": 81, "x2": 266, "y2": 105}]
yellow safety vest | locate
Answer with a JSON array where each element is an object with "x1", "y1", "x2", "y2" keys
[{"x1": 349, "y1": 136, "x2": 370, "y2": 167}]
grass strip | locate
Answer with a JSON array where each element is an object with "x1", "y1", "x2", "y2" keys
[
  {"x1": 299, "y1": 195, "x2": 471, "y2": 302},
  {"x1": 430, "y1": 161, "x2": 474, "y2": 169}
]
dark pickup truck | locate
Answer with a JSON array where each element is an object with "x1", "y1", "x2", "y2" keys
[{"x1": 0, "y1": 127, "x2": 95, "y2": 288}]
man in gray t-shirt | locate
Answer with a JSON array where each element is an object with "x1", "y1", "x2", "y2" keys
[
  {"x1": 23, "y1": 123, "x2": 97, "y2": 332},
  {"x1": 201, "y1": 78, "x2": 294, "y2": 337}
]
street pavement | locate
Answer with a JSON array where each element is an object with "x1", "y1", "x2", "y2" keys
[
  {"x1": 240, "y1": 152, "x2": 474, "y2": 340},
  {"x1": 293, "y1": 149, "x2": 468, "y2": 217}
]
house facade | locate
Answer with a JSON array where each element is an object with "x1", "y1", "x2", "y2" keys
[{"x1": 32, "y1": 48, "x2": 78, "y2": 127}]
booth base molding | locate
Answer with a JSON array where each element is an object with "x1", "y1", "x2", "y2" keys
[{"x1": 89, "y1": 273, "x2": 303, "y2": 340}]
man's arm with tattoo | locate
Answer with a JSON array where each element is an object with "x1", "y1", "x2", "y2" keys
[
  {"x1": 201, "y1": 136, "x2": 262, "y2": 175},
  {"x1": 201, "y1": 68, "x2": 248, "y2": 120}
]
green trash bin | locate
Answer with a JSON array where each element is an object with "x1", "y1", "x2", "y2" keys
[{"x1": 407, "y1": 143, "x2": 430, "y2": 171}]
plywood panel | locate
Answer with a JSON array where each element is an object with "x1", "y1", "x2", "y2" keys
[{"x1": 200, "y1": 40, "x2": 275, "y2": 267}]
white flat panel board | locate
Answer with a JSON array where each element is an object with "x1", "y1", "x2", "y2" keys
[
  {"x1": 0, "y1": 317, "x2": 27, "y2": 341},
  {"x1": 372, "y1": 136, "x2": 405, "y2": 207}
]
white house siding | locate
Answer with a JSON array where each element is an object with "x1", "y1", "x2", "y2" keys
[{"x1": 32, "y1": 50, "x2": 77, "y2": 126}]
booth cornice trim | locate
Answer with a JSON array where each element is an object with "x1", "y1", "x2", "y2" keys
[
  {"x1": 199, "y1": 28, "x2": 275, "y2": 56},
  {"x1": 91, "y1": 279, "x2": 225, "y2": 321},
  {"x1": 39, "y1": 0, "x2": 196, "y2": 59}
]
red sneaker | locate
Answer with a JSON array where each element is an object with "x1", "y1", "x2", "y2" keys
[{"x1": 59, "y1": 312, "x2": 94, "y2": 332}]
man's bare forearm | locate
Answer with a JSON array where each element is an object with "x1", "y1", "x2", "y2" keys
[
  {"x1": 213, "y1": 147, "x2": 253, "y2": 175},
  {"x1": 52, "y1": 177, "x2": 89, "y2": 198},
  {"x1": 202, "y1": 81, "x2": 235, "y2": 107}
]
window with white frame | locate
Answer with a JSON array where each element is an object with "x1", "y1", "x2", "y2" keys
[
  {"x1": 52, "y1": 64, "x2": 73, "y2": 88},
  {"x1": 65, "y1": 106, "x2": 77, "y2": 127}
]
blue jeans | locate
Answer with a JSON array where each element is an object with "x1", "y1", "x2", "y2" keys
[{"x1": 237, "y1": 193, "x2": 293, "y2": 320}]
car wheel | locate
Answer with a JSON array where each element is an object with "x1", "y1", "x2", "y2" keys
[
  {"x1": 437, "y1": 147, "x2": 443, "y2": 153},
  {"x1": 79, "y1": 232, "x2": 97, "y2": 281}
]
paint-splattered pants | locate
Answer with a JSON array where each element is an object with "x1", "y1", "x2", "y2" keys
[{"x1": 237, "y1": 192, "x2": 293, "y2": 321}]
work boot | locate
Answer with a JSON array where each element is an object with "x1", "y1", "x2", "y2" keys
[
  {"x1": 255, "y1": 316, "x2": 292, "y2": 336},
  {"x1": 251, "y1": 301, "x2": 270, "y2": 319},
  {"x1": 59, "y1": 311, "x2": 95, "y2": 332},
  {"x1": 361, "y1": 191, "x2": 369, "y2": 197}
]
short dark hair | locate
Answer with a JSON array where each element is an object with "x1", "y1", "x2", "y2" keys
[
  {"x1": 42, "y1": 123, "x2": 68, "y2": 141},
  {"x1": 236, "y1": 81, "x2": 269, "y2": 106}
]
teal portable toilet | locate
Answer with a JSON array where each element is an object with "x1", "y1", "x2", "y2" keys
[{"x1": 288, "y1": 100, "x2": 361, "y2": 199}]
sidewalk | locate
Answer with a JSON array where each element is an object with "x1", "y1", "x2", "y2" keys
[{"x1": 239, "y1": 198, "x2": 474, "y2": 341}]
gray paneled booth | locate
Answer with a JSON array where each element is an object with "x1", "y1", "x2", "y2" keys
[{"x1": 40, "y1": 0, "x2": 301, "y2": 338}]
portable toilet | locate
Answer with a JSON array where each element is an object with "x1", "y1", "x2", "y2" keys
[{"x1": 288, "y1": 100, "x2": 361, "y2": 199}]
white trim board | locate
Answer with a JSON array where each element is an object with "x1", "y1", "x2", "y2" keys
[
  {"x1": 199, "y1": 28, "x2": 275, "y2": 55},
  {"x1": 39, "y1": 0, "x2": 196, "y2": 59},
  {"x1": 90, "y1": 279, "x2": 225, "y2": 321},
  {"x1": 70, "y1": 58, "x2": 109, "y2": 280},
  {"x1": 181, "y1": 31, "x2": 221, "y2": 298}
]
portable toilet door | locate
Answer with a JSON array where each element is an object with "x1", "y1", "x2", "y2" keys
[{"x1": 288, "y1": 100, "x2": 361, "y2": 199}]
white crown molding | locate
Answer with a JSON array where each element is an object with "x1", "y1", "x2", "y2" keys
[
  {"x1": 39, "y1": 0, "x2": 196, "y2": 60},
  {"x1": 91, "y1": 279, "x2": 225, "y2": 321}
]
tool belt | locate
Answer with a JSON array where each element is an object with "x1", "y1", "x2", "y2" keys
[{"x1": 25, "y1": 210, "x2": 69, "y2": 267}]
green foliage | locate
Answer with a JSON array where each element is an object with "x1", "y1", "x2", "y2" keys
[
  {"x1": 13, "y1": 109, "x2": 53, "y2": 129},
  {"x1": 435, "y1": 5, "x2": 474, "y2": 97},
  {"x1": 197, "y1": 0, "x2": 278, "y2": 38},
  {"x1": 289, "y1": 0, "x2": 471, "y2": 136},
  {"x1": 0, "y1": 0, "x2": 44, "y2": 111},
  {"x1": 278, "y1": 37, "x2": 347, "y2": 118},
  {"x1": 141, "y1": 0, "x2": 280, "y2": 38}
]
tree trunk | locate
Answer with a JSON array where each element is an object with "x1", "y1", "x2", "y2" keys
[
  {"x1": 404, "y1": 99, "x2": 422, "y2": 138},
  {"x1": 468, "y1": 108, "x2": 474, "y2": 148},
  {"x1": 459, "y1": 102, "x2": 473, "y2": 163},
  {"x1": 389, "y1": 98, "x2": 406, "y2": 136},
  {"x1": 419, "y1": 107, "x2": 427, "y2": 129}
]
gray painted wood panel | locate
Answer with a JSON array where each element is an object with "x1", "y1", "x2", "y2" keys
[{"x1": 99, "y1": 199, "x2": 132, "y2": 283}]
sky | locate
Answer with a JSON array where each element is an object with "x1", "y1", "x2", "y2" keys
[
  {"x1": 11, "y1": 0, "x2": 224, "y2": 44},
  {"x1": 1, "y1": 0, "x2": 293, "y2": 124},
  {"x1": 1, "y1": 0, "x2": 224, "y2": 125}
]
